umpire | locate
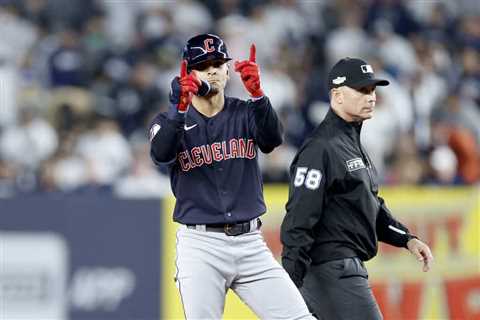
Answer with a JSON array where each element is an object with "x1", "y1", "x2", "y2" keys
[{"x1": 280, "y1": 57, "x2": 433, "y2": 319}]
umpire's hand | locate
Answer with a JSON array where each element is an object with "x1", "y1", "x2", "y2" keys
[
  {"x1": 407, "y1": 238, "x2": 434, "y2": 272},
  {"x1": 282, "y1": 257, "x2": 307, "y2": 288}
]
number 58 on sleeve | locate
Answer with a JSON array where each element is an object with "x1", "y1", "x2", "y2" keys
[{"x1": 293, "y1": 167, "x2": 322, "y2": 190}]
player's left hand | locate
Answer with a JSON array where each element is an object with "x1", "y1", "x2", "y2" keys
[
  {"x1": 169, "y1": 60, "x2": 201, "y2": 113},
  {"x1": 407, "y1": 238, "x2": 434, "y2": 272},
  {"x1": 234, "y1": 44, "x2": 264, "y2": 98}
]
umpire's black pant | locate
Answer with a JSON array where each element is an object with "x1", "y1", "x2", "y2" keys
[{"x1": 300, "y1": 257, "x2": 383, "y2": 320}]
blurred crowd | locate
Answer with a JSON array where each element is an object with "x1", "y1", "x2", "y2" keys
[{"x1": 0, "y1": 0, "x2": 479, "y2": 199}]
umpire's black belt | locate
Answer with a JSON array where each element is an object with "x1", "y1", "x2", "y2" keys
[{"x1": 186, "y1": 218, "x2": 262, "y2": 236}]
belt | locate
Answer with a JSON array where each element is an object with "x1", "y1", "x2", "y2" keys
[{"x1": 186, "y1": 218, "x2": 262, "y2": 236}]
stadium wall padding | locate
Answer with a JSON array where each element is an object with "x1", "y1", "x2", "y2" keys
[{"x1": 1, "y1": 195, "x2": 162, "y2": 320}]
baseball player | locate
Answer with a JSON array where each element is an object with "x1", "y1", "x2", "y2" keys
[
  {"x1": 280, "y1": 58, "x2": 434, "y2": 319},
  {"x1": 149, "y1": 34, "x2": 314, "y2": 319}
]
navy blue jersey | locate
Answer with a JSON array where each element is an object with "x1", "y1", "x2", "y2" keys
[{"x1": 149, "y1": 96, "x2": 283, "y2": 224}]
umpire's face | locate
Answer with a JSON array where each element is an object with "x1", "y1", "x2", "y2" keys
[
  {"x1": 191, "y1": 59, "x2": 230, "y2": 95},
  {"x1": 332, "y1": 85, "x2": 377, "y2": 122}
]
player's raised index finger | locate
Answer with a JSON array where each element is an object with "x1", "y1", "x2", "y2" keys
[
  {"x1": 180, "y1": 60, "x2": 187, "y2": 77},
  {"x1": 249, "y1": 44, "x2": 256, "y2": 63}
]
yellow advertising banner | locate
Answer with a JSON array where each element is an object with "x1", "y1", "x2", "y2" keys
[{"x1": 162, "y1": 185, "x2": 480, "y2": 319}]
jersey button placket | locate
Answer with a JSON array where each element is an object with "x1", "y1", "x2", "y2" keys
[
  {"x1": 205, "y1": 118, "x2": 227, "y2": 214},
  {"x1": 225, "y1": 211, "x2": 234, "y2": 222}
]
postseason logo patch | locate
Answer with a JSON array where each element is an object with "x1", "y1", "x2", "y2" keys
[{"x1": 346, "y1": 157, "x2": 366, "y2": 172}]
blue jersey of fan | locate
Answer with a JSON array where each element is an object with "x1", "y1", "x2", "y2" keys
[{"x1": 149, "y1": 96, "x2": 283, "y2": 225}]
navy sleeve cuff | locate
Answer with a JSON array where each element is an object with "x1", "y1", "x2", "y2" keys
[{"x1": 167, "y1": 104, "x2": 187, "y2": 123}]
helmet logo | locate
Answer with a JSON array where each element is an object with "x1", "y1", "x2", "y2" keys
[{"x1": 204, "y1": 39, "x2": 215, "y2": 53}]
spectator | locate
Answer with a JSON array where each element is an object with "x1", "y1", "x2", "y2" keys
[
  {"x1": 0, "y1": 4, "x2": 38, "y2": 127},
  {"x1": 448, "y1": 126, "x2": 480, "y2": 184},
  {"x1": 427, "y1": 145, "x2": 460, "y2": 185},
  {"x1": 113, "y1": 141, "x2": 171, "y2": 199},
  {"x1": 386, "y1": 133, "x2": 426, "y2": 185},
  {"x1": 48, "y1": 28, "x2": 88, "y2": 87},
  {"x1": 40, "y1": 131, "x2": 88, "y2": 192},
  {"x1": 109, "y1": 60, "x2": 165, "y2": 136},
  {"x1": 373, "y1": 19, "x2": 418, "y2": 79},
  {"x1": 0, "y1": 0, "x2": 478, "y2": 195},
  {"x1": 75, "y1": 116, "x2": 132, "y2": 186},
  {"x1": 325, "y1": 3, "x2": 371, "y2": 67},
  {"x1": 0, "y1": 106, "x2": 58, "y2": 170}
]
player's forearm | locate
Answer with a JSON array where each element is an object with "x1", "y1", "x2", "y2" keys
[
  {"x1": 280, "y1": 210, "x2": 318, "y2": 256},
  {"x1": 150, "y1": 118, "x2": 182, "y2": 164},
  {"x1": 280, "y1": 233, "x2": 313, "y2": 288},
  {"x1": 376, "y1": 197, "x2": 415, "y2": 248},
  {"x1": 281, "y1": 246, "x2": 311, "y2": 287},
  {"x1": 166, "y1": 104, "x2": 187, "y2": 123},
  {"x1": 251, "y1": 96, "x2": 283, "y2": 152},
  {"x1": 150, "y1": 138, "x2": 177, "y2": 164},
  {"x1": 377, "y1": 220, "x2": 415, "y2": 248},
  {"x1": 280, "y1": 231, "x2": 314, "y2": 258}
]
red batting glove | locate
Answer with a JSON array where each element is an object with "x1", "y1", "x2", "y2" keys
[
  {"x1": 234, "y1": 44, "x2": 264, "y2": 98},
  {"x1": 174, "y1": 60, "x2": 201, "y2": 113}
]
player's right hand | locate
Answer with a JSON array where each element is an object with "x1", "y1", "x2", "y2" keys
[{"x1": 169, "y1": 60, "x2": 201, "y2": 113}]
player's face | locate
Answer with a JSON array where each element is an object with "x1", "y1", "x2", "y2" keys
[
  {"x1": 191, "y1": 59, "x2": 229, "y2": 95},
  {"x1": 339, "y1": 85, "x2": 376, "y2": 121}
]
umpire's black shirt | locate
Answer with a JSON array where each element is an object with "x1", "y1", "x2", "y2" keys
[{"x1": 281, "y1": 108, "x2": 415, "y2": 273}]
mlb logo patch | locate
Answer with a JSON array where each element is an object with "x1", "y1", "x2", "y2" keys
[
  {"x1": 361, "y1": 64, "x2": 373, "y2": 74},
  {"x1": 346, "y1": 158, "x2": 366, "y2": 172}
]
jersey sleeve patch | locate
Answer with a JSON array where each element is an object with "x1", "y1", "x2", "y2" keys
[{"x1": 149, "y1": 123, "x2": 161, "y2": 142}]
